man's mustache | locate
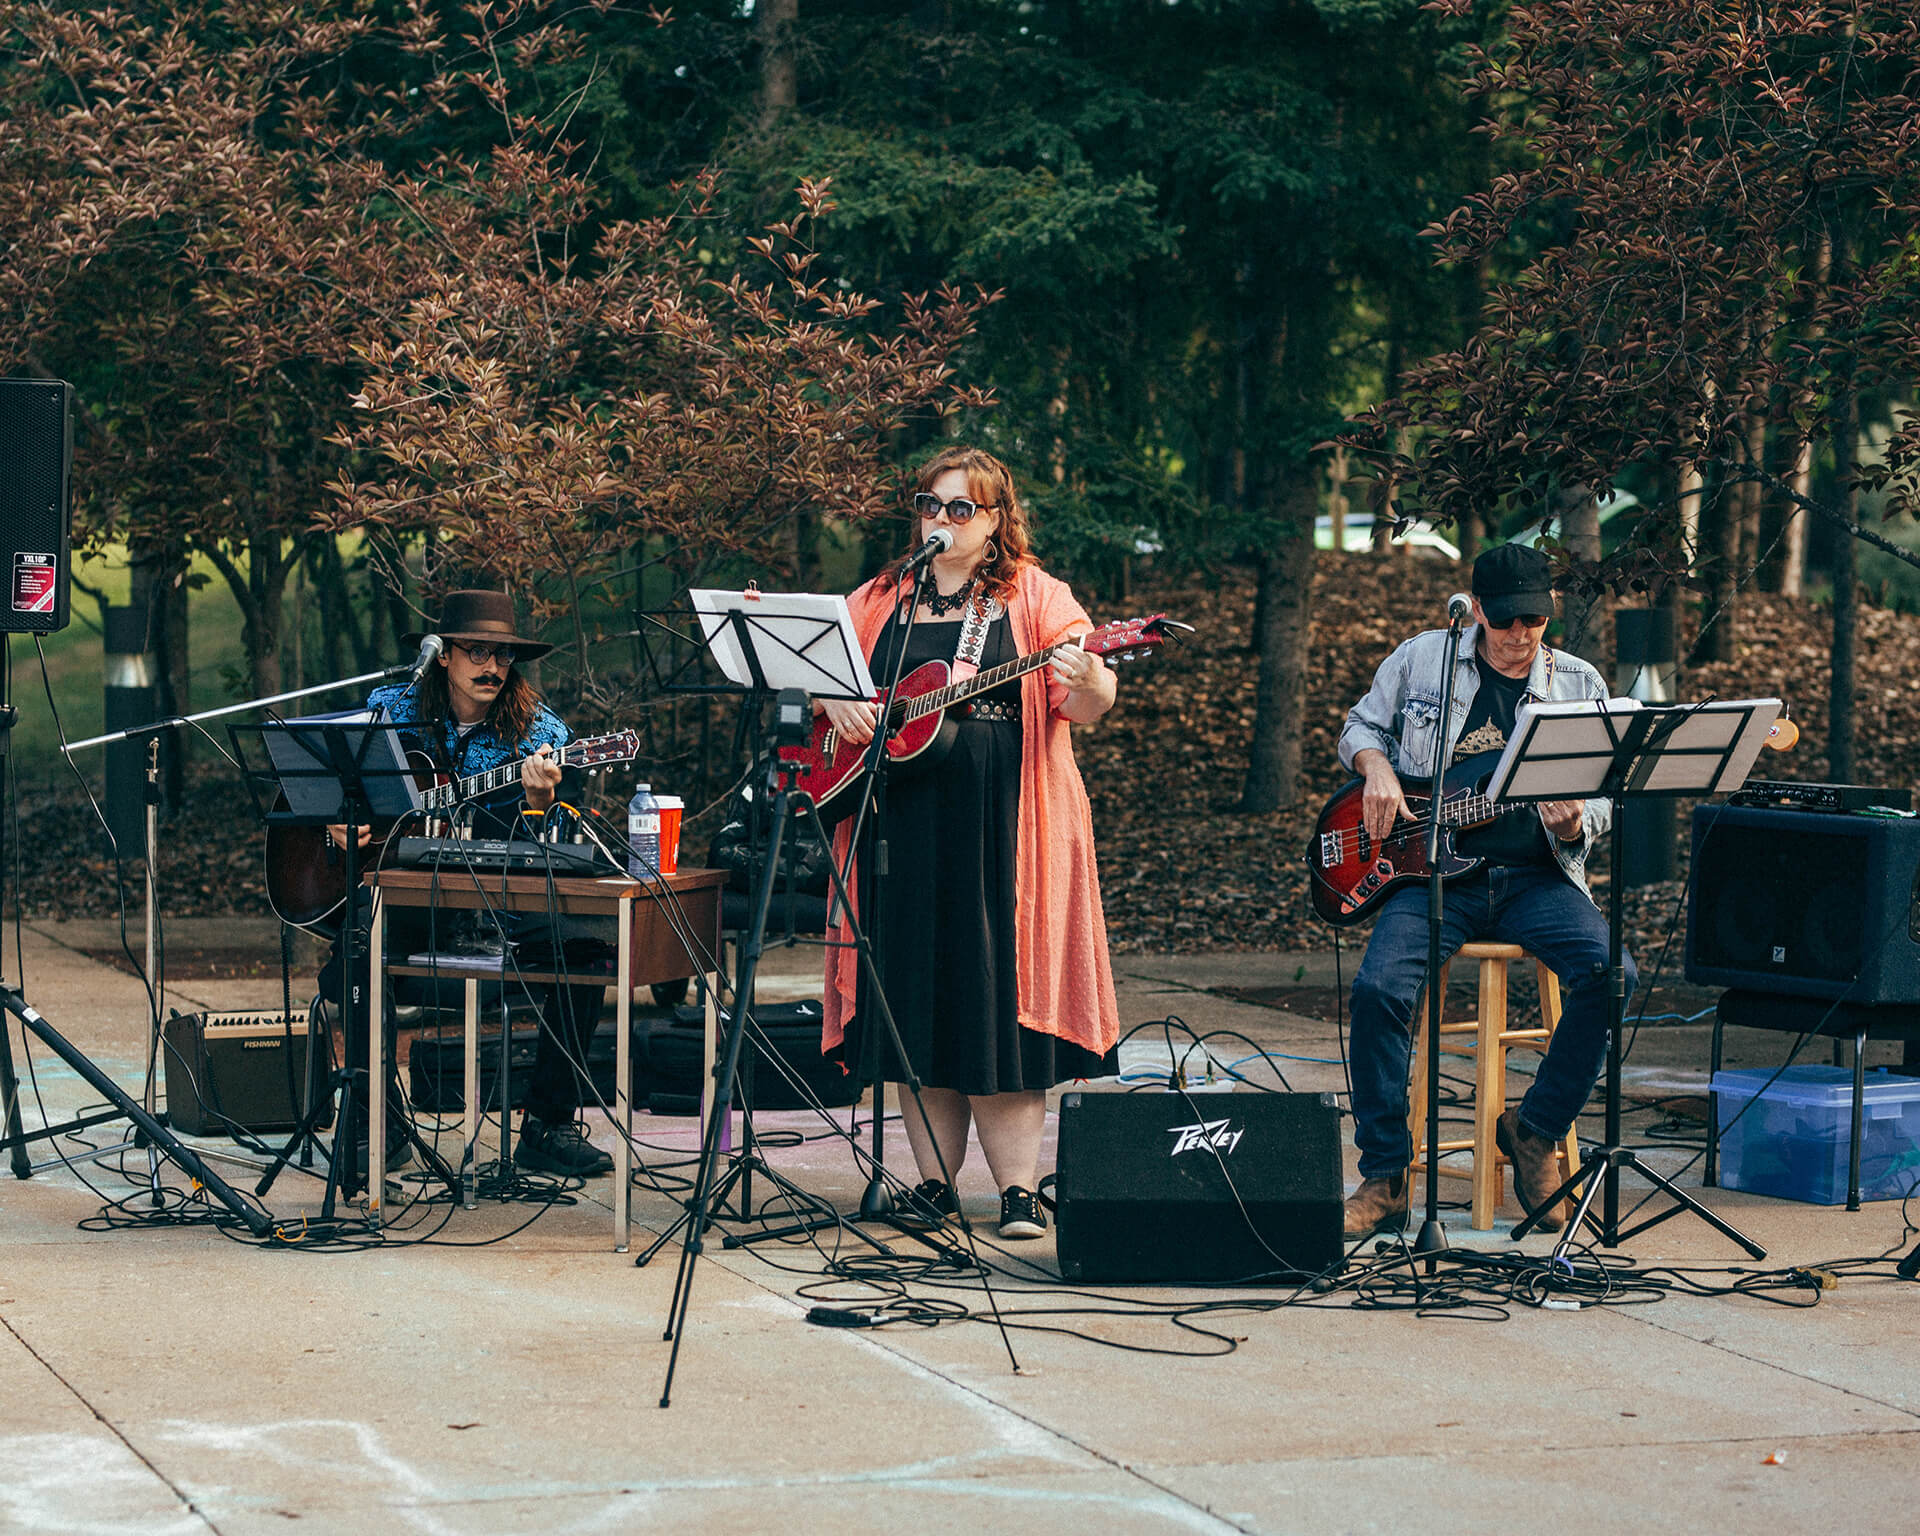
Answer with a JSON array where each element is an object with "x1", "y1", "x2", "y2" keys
[{"x1": 475, "y1": 675, "x2": 505, "y2": 687}]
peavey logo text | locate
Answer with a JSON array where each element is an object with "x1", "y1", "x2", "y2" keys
[{"x1": 1168, "y1": 1118, "x2": 1244, "y2": 1158}]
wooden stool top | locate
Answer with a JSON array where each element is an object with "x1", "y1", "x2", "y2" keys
[{"x1": 1456, "y1": 941, "x2": 1529, "y2": 961}]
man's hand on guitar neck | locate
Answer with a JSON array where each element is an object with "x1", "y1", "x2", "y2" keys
[
  {"x1": 1353, "y1": 750, "x2": 1414, "y2": 843},
  {"x1": 522, "y1": 745, "x2": 563, "y2": 812}
]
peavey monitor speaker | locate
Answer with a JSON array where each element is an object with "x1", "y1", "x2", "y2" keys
[
  {"x1": 1686, "y1": 804, "x2": 1920, "y2": 1005},
  {"x1": 0, "y1": 378, "x2": 74, "y2": 635},
  {"x1": 1054, "y1": 1091, "x2": 1344, "y2": 1283},
  {"x1": 162, "y1": 1010, "x2": 327, "y2": 1137}
]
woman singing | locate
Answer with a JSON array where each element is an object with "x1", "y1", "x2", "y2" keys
[{"x1": 821, "y1": 445, "x2": 1121, "y2": 1239}]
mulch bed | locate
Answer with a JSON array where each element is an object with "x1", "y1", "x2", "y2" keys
[{"x1": 9, "y1": 552, "x2": 1914, "y2": 967}]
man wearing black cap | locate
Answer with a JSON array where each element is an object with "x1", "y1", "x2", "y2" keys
[
  {"x1": 321, "y1": 590, "x2": 613, "y2": 1183},
  {"x1": 1335, "y1": 543, "x2": 1636, "y2": 1238}
]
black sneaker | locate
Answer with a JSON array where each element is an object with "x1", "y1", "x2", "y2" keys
[
  {"x1": 906, "y1": 1179, "x2": 959, "y2": 1220},
  {"x1": 998, "y1": 1185, "x2": 1047, "y2": 1240},
  {"x1": 516, "y1": 1117, "x2": 613, "y2": 1178}
]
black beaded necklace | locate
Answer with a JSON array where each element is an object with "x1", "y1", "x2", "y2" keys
[{"x1": 925, "y1": 574, "x2": 978, "y2": 617}]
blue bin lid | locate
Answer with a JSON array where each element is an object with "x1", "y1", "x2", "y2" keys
[{"x1": 1710, "y1": 1064, "x2": 1920, "y2": 1107}]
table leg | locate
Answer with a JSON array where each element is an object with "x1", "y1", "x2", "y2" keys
[
  {"x1": 369, "y1": 891, "x2": 385, "y2": 1228},
  {"x1": 616, "y1": 894, "x2": 632, "y2": 1252},
  {"x1": 463, "y1": 977, "x2": 479, "y2": 1209}
]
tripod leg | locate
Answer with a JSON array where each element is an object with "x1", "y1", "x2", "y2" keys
[
  {"x1": 1611, "y1": 1150, "x2": 1767, "y2": 1259},
  {"x1": 1, "y1": 1008, "x2": 33, "y2": 1178},
  {"x1": 0, "y1": 987, "x2": 271, "y2": 1237}
]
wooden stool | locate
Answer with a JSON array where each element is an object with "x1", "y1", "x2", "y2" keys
[{"x1": 1408, "y1": 941, "x2": 1582, "y2": 1230}]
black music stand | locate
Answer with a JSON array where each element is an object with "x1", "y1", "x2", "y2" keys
[
  {"x1": 1492, "y1": 697, "x2": 1781, "y2": 1260},
  {"x1": 231, "y1": 718, "x2": 454, "y2": 1217},
  {"x1": 655, "y1": 591, "x2": 1000, "y2": 1406}
]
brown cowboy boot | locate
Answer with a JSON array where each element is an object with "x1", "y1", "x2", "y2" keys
[
  {"x1": 1342, "y1": 1170, "x2": 1410, "y2": 1239},
  {"x1": 1496, "y1": 1109, "x2": 1569, "y2": 1233}
]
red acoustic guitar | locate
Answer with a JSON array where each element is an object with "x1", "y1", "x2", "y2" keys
[
  {"x1": 264, "y1": 729, "x2": 642, "y2": 933},
  {"x1": 792, "y1": 614, "x2": 1188, "y2": 818}
]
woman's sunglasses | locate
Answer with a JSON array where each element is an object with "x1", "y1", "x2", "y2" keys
[{"x1": 912, "y1": 492, "x2": 994, "y2": 525}]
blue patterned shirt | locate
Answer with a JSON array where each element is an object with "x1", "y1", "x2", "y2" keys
[{"x1": 366, "y1": 681, "x2": 569, "y2": 831}]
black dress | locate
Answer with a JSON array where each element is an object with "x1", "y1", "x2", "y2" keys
[{"x1": 842, "y1": 610, "x2": 1115, "y2": 1095}]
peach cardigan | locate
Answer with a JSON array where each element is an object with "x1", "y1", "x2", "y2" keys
[{"x1": 821, "y1": 563, "x2": 1121, "y2": 1060}]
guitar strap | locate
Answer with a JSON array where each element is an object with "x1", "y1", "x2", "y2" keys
[{"x1": 950, "y1": 591, "x2": 996, "y2": 681}]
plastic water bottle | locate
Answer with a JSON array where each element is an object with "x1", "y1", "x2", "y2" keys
[{"x1": 626, "y1": 782, "x2": 660, "y2": 878}]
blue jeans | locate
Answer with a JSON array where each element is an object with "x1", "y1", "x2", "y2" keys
[{"x1": 1347, "y1": 864, "x2": 1636, "y2": 1179}]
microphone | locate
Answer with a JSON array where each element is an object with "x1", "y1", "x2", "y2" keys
[
  {"x1": 901, "y1": 527, "x2": 954, "y2": 575},
  {"x1": 1447, "y1": 593, "x2": 1473, "y2": 626},
  {"x1": 401, "y1": 634, "x2": 444, "y2": 690}
]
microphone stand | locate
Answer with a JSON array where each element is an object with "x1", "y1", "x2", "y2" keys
[
  {"x1": 1415, "y1": 605, "x2": 1470, "y2": 1265},
  {"x1": 833, "y1": 558, "x2": 937, "y2": 1226}
]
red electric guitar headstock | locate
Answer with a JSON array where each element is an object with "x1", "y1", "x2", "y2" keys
[{"x1": 1079, "y1": 613, "x2": 1195, "y2": 665}]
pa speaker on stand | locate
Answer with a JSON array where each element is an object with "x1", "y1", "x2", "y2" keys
[
  {"x1": 0, "y1": 378, "x2": 74, "y2": 637},
  {"x1": 1686, "y1": 805, "x2": 1920, "y2": 1004}
]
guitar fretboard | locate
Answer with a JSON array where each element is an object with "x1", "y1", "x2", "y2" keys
[
  {"x1": 890, "y1": 642, "x2": 1072, "y2": 725},
  {"x1": 420, "y1": 736, "x2": 629, "y2": 811}
]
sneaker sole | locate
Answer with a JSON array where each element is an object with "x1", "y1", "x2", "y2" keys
[{"x1": 998, "y1": 1220, "x2": 1046, "y2": 1240}]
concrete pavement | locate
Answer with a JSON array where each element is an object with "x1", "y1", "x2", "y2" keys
[{"x1": 1, "y1": 917, "x2": 1917, "y2": 1534}]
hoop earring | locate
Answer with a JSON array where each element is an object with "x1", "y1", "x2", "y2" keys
[{"x1": 982, "y1": 536, "x2": 999, "y2": 565}]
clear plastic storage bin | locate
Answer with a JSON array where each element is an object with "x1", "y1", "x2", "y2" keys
[{"x1": 1711, "y1": 1065, "x2": 1920, "y2": 1205}]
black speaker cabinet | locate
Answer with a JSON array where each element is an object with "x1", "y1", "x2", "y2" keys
[
  {"x1": 1686, "y1": 805, "x2": 1920, "y2": 1004},
  {"x1": 0, "y1": 378, "x2": 73, "y2": 635},
  {"x1": 1054, "y1": 1091, "x2": 1344, "y2": 1283},
  {"x1": 162, "y1": 1011, "x2": 326, "y2": 1137}
]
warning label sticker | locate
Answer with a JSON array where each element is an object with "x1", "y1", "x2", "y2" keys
[{"x1": 13, "y1": 553, "x2": 58, "y2": 614}]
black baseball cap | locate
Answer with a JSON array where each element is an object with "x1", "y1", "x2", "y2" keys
[{"x1": 1471, "y1": 543, "x2": 1556, "y2": 625}]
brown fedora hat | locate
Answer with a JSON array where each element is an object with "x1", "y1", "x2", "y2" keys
[{"x1": 403, "y1": 589, "x2": 553, "y2": 662}]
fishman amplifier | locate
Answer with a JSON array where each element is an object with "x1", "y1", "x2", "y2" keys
[{"x1": 162, "y1": 1010, "x2": 326, "y2": 1137}]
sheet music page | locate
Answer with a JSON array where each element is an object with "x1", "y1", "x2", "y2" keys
[{"x1": 689, "y1": 589, "x2": 875, "y2": 698}]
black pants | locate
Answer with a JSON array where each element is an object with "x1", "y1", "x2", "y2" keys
[{"x1": 319, "y1": 908, "x2": 607, "y2": 1133}]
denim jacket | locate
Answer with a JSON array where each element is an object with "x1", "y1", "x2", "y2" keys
[{"x1": 1337, "y1": 624, "x2": 1611, "y2": 897}]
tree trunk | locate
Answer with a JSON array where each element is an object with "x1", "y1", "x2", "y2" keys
[
  {"x1": 758, "y1": 0, "x2": 798, "y2": 129},
  {"x1": 1692, "y1": 480, "x2": 1740, "y2": 664},
  {"x1": 1830, "y1": 387, "x2": 1857, "y2": 783},
  {"x1": 1556, "y1": 483, "x2": 1604, "y2": 664},
  {"x1": 1240, "y1": 470, "x2": 1317, "y2": 812},
  {"x1": 1780, "y1": 228, "x2": 1832, "y2": 600},
  {"x1": 1780, "y1": 434, "x2": 1814, "y2": 598}
]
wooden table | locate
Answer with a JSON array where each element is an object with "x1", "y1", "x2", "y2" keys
[{"x1": 366, "y1": 865, "x2": 727, "y2": 1248}]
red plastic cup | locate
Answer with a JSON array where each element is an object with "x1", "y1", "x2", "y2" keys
[{"x1": 656, "y1": 796, "x2": 683, "y2": 875}]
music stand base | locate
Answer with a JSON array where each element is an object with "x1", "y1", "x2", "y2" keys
[
  {"x1": 1511, "y1": 1144, "x2": 1767, "y2": 1261},
  {"x1": 1414, "y1": 1217, "x2": 1449, "y2": 1255}
]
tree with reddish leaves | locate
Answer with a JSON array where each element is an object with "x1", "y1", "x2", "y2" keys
[
  {"x1": 0, "y1": 0, "x2": 988, "y2": 718},
  {"x1": 1345, "y1": 1, "x2": 1920, "y2": 778}
]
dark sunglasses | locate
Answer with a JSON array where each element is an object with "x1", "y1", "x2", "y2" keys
[
  {"x1": 456, "y1": 641, "x2": 518, "y2": 665},
  {"x1": 1484, "y1": 613, "x2": 1550, "y2": 631},
  {"x1": 912, "y1": 492, "x2": 994, "y2": 525}
]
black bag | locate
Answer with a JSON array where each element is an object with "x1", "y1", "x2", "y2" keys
[{"x1": 707, "y1": 761, "x2": 832, "y2": 896}]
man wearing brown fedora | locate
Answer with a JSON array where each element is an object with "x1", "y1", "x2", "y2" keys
[{"x1": 320, "y1": 589, "x2": 613, "y2": 1182}]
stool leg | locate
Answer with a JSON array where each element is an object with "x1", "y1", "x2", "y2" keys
[
  {"x1": 1471, "y1": 957, "x2": 1506, "y2": 1230},
  {"x1": 1408, "y1": 964, "x2": 1449, "y2": 1168}
]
